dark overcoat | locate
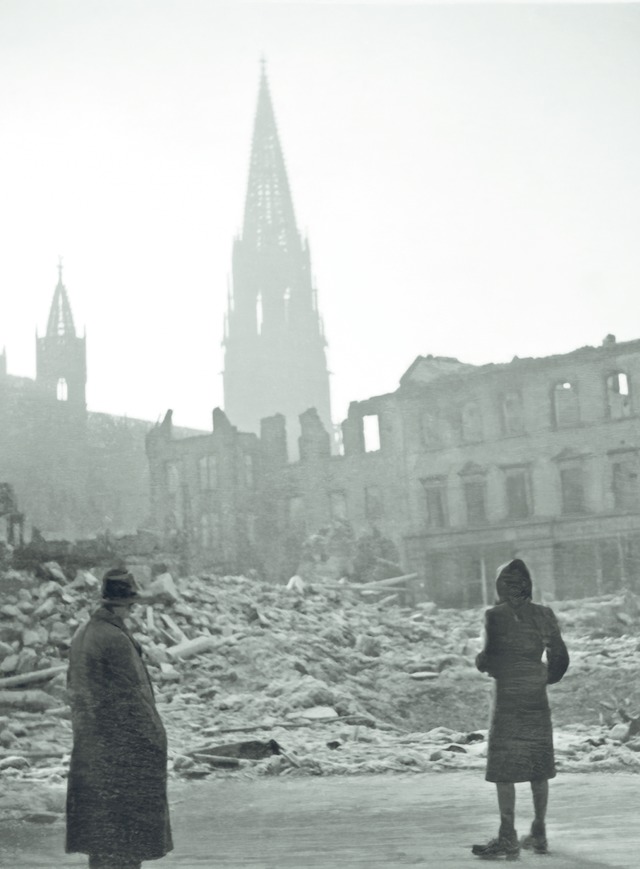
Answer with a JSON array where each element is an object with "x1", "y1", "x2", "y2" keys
[
  {"x1": 66, "y1": 606, "x2": 173, "y2": 861},
  {"x1": 476, "y1": 562, "x2": 569, "y2": 783}
]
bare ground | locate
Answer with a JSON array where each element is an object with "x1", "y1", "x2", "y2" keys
[{"x1": 0, "y1": 772, "x2": 636, "y2": 869}]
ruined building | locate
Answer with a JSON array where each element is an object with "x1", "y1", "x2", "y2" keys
[
  {"x1": 147, "y1": 336, "x2": 640, "y2": 605},
  {"x1": 0, "y1": 265, "x2": 198, "y2": 539},
  {"x1": 222, "y1": 66, "x2": 332, "y2": 456}
]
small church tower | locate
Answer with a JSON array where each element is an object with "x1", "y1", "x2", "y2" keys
[
  {"x1": 222, "y1": 63, "x2": 332, "y2": 456},
  {"x1": 36, "y1": 262, "x2": 87, "y2": 409}
]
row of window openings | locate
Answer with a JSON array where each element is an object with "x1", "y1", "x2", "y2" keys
[
  {"x1": 425, "y1": 374, "x2": 631, "y2": 446},
  {"x1": 423, "y1": 460, "x2": 639, "y2": 529},
  {"x1": 192, "y1": 460, "x2": 639, "y2": 540},
  {"x1": 165, "y1": 454, "x2": 255, "y2": 493},
  {"x1": 360, "y1": 373, "x2": 632, "y2": 453},
  {"x1": 288, "y1": 486, "x2": 385, "y2": 527}
]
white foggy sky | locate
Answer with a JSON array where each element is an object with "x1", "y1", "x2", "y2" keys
[{"x1": 0, "y1": 1, "x2": 639, "y2": 431}]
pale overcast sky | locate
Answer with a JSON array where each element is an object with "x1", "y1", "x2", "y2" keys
[{"x1": 0, "y1": 1, "x2": 639, "y2": 431}]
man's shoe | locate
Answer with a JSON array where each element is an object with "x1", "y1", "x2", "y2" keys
[
  {"x1": 520, "y1": 821, "x2": 548, "y2": 854},
  {"x1": 472, "y1": 834, "x2": 520, "y2": 860}
]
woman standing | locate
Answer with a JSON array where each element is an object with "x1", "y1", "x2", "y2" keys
[{"x1": 472, "y1": 559, "x2": 569, "y2": 860}]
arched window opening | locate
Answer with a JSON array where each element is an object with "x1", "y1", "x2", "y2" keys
[{"x1": 56, "y1": 378, "x2": 68, "y2": 401}]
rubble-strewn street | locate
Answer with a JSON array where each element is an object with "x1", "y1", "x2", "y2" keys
[{"x1": 2, "y1": 564, "x2": 640, "y2": 814}]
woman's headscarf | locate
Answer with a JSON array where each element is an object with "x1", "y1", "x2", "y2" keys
[{"x1": 496, "y1": 558, "x2": 532, "y2": 608}]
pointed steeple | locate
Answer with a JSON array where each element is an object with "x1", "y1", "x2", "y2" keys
[
  {"x1": 223, "y1": 63, "x2": 332, "y2": 457},
  {"x1": 36, "y1": 261, "x2": 86, "y2": 409},
  {"x1": 242, "y1": 61, "x2": 300, "y2": 254},
  {"x1": 46, "y1": 259, "x2": 77, "y2": 338}
]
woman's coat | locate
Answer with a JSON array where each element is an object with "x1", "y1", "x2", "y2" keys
[{"x1": 476, "y1": 560, "x2": 569, "y2": 783}]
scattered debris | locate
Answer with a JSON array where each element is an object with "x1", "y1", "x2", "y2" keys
[{"x1": 2, "y1": 566, "x2": 640, "y2": 783}]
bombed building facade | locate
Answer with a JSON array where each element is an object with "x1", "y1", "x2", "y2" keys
[
  {"x1": 147, "y1": 335, "x2": 640, "y2": 604},
  {"x1": 145, "y1": 69, "x2": 640, "y2": 603},
  {"x1": 0, "y1": 265, "x2": 198, "y2": 540},
  {"x1": 4, "y1": 68, "x2": 638, "y2": 607}
]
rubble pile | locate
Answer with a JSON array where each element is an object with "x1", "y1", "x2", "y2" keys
[{"x1": 1, "y1": 564, "x2": 640, "y2": 786}]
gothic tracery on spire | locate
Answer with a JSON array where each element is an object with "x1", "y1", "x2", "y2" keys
[{"x1": 242, "y1": 67, "x2": 300, "y2": 254}]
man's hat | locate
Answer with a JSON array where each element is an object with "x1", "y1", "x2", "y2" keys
[{"x1": 101, "y1": 568, "x2": 139, "y2": 602}]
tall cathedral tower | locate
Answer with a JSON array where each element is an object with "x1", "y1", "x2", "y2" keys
[
  {"x1": 222, "y1": 65, "x2": 332, "y2": 456},
  {"x1": 36, "y1": 262, "x2": 87, "y2": 409}
]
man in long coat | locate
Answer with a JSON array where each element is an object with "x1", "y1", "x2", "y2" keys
[{"x1": 66, "y1": 568, "x2": 173, "y2": 869}]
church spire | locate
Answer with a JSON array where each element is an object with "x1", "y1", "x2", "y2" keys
[
  {"x1": 223, "y1": 63, "x2": 332, "y2": 457},
  {"x1": 46, "y1": 257, "x2": 77, "y2": 338},
  {"x1": 242, "y1": 61, "x2": 300, "y2": 254},
  {"x1": 36, "y1": 261, "x2": 86, "y2": 408}
]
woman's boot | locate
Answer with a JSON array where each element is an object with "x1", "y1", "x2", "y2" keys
[
  {"x1": 521, "y1": 819, "x2": 548, "y2": 854},
  {"x1": 472, "y1": 818, "x2": 520, "y2": 860}
]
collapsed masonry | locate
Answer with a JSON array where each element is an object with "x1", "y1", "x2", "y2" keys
[{"x1": 2, "y1": 566, "x2": 640, "y2": 787}]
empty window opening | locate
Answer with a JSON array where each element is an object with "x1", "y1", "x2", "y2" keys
[
  {"x1": 363, "y1": 414, "x2": 381, "y2": 452},
  {"x1": 364, "y1": 485, "x2": 384, "y2": 523},
  {"x1": 502, "y1": 392, "x2": 525, "y2": 436},
  {"x1": 284, "y1": 287, "x2": 291, "y2": 324},
  {"x1": 612, "y1": 459, "x2": 639, "y2": 511},
  {"x1": 553, "y1": 381, "x2": 580, "y2": 428},
  {"x1": 198, "y1": 455, "x2": 218, "y2": 491},
  {"x1": 246, "y1": 514, "x2": 257, "y2": 546},
  {"x1": 421, "y1": 479, "x2": 449, "y2": 529},
  {"x1": 165, "y1": 462, "x2": 180, "y2": 495},
  {"x1": 56, "y1": 377, "x2": 68, "y2": 401},
  {"x1": 607, "y1": 372, "x2": 631, "y2": 419},
  {"x1": 505, "y1": 468, "x2": 531, "y2": 519},
  {"x1": 464, "y1": 479, "x2": 487, "y2": 525},
  {"x1": 462, "y1": 402, "x2": 483, "y2": 443},
  {"x1": 244, "y1": 454, "x2": 255, "y2": 488},
  {"x1": 200, "y1": 512, "x2": 220, "y2": 549},
  {"x1": 333, "y1": 424, "x2": 345, "y2": 457},
  {"x1": 560, "y1": 465, "x2": 586, "y2": 514},
  {"x1": 420, "y1": 411, "x2": 442, "y2": 449}
]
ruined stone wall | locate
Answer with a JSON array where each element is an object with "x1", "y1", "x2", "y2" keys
[
  {"x1": 146, "y1": 338, "x2": 640, "y2": 602},
  {"x1": 399, "y1": 339, "x2": 640, "y2": 605},
  {"x1": 0, "y1": 372, "x2": 204, "y2": 540},
  {"x1": 146, "y1": 409, "x2": 262, "y2": 575}
]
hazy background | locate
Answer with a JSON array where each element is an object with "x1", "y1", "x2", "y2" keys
[{"x1": 0, "y1": 0, "x2": 638, "y2": 432}]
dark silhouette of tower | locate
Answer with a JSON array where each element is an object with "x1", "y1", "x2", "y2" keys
[
  {"x1": 36, "y1": 262, "x2": 87, "y2": 409},
  {"x1": 222, "y1": 64, "x2": 332, "y2": 457}
]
